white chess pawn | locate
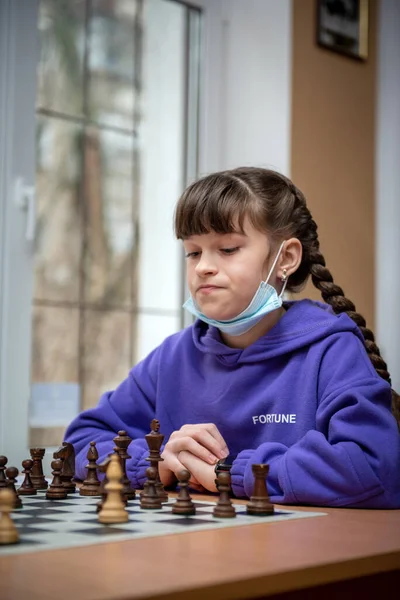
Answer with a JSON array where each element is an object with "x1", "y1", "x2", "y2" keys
[
  {"x1": 98, "y1": 454, "x2": 129, "y2": 524},
  {"x1": 0, "y1": 488, "x2": 20, "y2": 545}
]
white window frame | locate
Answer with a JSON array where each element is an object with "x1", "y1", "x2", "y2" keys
[{"x1": 0, "y1": 0, "x2": 39, "y2": 465}]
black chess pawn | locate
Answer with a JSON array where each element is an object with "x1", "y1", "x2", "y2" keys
[
  {"x1": 246, "y1": 464, "x2": 274, "y2": 516},
  {"x1": 80, "y1": 441, "x2": 101, "y2": 496},
  {"x1": 17, "y1": 459, "x2": 37, "y2": 495},
  {"x1": 172, "y1": 470, "x2": 196, "y2": 516},
  {"x1": 46, "y1": 458, "x2": 68, "y2": 500},
  {"x1": 140, "y1": 466, "x2": 162, "y2": 510},
  {"x1": 5, "y1": 467, "x2": 22, "y2": 509},
  {"x1": 113, "y1": 430, "x2": 136, "y2": 500},
  {"x1": 0, "y1": 456, "x2": 8, "y2": 488},
  {"x1": 213, "y1": 471, "x2": 236, "y2": 518},
  {"x1": 30, "y1": 448, "x2": 48, "y2": 490},
  {"x1": 96, "y1": 455, "x2": 111, "y2": 513},
  {"x1": 96, "y1": 477, "x2": 106, "y2": 514}
]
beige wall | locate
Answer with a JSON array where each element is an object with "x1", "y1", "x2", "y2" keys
[{"x1": 291, "y1": 0, "x2": 377, "y2": 328}]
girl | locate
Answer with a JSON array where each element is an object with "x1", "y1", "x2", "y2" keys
[{"x1": 65, "y1": 167, "x2": 400, "y2": 508}]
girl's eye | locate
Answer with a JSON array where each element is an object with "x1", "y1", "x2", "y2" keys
[
  {"x1": 221, "y1": 247, "x2": 239, "y2": 255},
  {"x1": 185, "y1": 251, "x2": 200, "y2": 259}
]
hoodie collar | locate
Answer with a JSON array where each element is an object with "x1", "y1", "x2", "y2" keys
[{"x1": 192, "y1": 299, "x2": 362, "y2": 365}]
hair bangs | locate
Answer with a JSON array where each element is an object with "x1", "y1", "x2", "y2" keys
[{"x1": 174, "y1": 173, "x2": 259, "y2": 239}]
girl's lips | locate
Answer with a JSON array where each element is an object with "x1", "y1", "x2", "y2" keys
[{"x1": 197, "y1": 285, "x2": 222, "y2": 294}]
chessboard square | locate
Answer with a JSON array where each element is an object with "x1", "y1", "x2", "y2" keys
[
  {"x1": 62, "y1": 497, "x2": 99, "y2": 504},
  {"x1": 71, "y1": 526, "x2": 138, "y2": 536},
  {"x1": 32, "y1": 520, "x2": 97, "y2": 532},
  {"x1": 156, "y1": 517, "x2": 213, "y2": 527},
  {"x1": 41, "y1": 508, "x2": 76, "y2": 515},
  {"x1": 16, "y1": 538, "x2": 42, "y2": 546},
  {"x1": 52, "y1": 504, "x2": 95, "y2": 513},
  {"x1": 16, "y1": 526, "x2": 55, "y2": 536},
  {"x1": 12, "y1": 510, "x2": 41, "y2": 518},
  {"x1": 21, "y1": 501, "x2": 73, "y2": 508},
  {"x1": 21, "y1": 495, "x2": 46, "y2": 501},
  {"x1": 177, "y1": 512, "x2": 222, "y2": 522},
  {"x1": 271, "y1": 510, "x2": 293, "y2": 517},
  {"x1": 132, "y1": 512, "x2": 172, "y2": 523},
  {"x1": 32, "y1": 512, "x2": 70, "y2": 524},
  {"x1": 49, "y1": 512, "x2": 96, "y2": 522},
  {"x1": 12, "y1": 516, "x2": 64, "y2": 525}
]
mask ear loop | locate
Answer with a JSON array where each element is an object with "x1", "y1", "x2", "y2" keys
[{"x1": 265, "y1": 241, "x2": 286, "y2": 283}]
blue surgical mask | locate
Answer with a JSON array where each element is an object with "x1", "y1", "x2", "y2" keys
[{"x1": 183, "y1": 241, "x2": 288, "y2": 336}]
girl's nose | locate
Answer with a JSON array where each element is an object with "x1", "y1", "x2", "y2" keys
[{"x1": 195, "y1": 254, "x2": 218, "y2": 276}]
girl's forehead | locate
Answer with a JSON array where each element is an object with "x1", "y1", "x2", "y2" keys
[{"x1": 183, "y1": 216, "x2": 256, "y2": 241}]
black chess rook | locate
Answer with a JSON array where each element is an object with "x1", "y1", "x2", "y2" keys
[
  {"x1": 246, "y1": 464, "x2": 274, "y2": 516},
  {"x1": 30, "y1": 448, "x2": 48, "y2": 490}
]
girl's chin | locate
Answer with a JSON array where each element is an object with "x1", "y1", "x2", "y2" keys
[
  {"x1": 200, "y1": 309, "x2": 239, "y2": 321},
  {"x1": 197, "y1": 299, "x2": 244, "y2": 321}
]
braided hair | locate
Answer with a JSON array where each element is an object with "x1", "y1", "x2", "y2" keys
[{"x1": 174, "y1": 167, "x2": 400, "y2": 426}]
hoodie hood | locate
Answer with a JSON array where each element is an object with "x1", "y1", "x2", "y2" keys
[{"x1": 192, "y1": 299, "x2": 363, "y2": 364}]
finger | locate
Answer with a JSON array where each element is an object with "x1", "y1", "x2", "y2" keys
[
  {"x1": 179, "y1": 450, "x2": 218, "y2": 493},
  {"x1": 169, "y1": 436, "x2": 219, "y2": 465},
  {"x1": 182, "y1": 424, "x2": 228, "y2": 458},
  {"x1": 180, "y1": 427, "x2": 225, "y2": 464},
  {"x1": 190, "y1": 429, "x2": 228, "y2": 460},
  {"x1": 189, "y1": 482, "x2": 206, "y2": 492},
  {"x1": 179, "y1": 452, "x2": 204, "y2": 489},
  {"x1": 161, "y1": 451, "x2": 187, "y2": 479},
  {"x1": 202, "y1": 423, "x2": 230, "y2": 455}
]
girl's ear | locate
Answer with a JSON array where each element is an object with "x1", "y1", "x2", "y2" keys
[{"x1": 279, "y1": 238, "x2": 302, "y2": 278}]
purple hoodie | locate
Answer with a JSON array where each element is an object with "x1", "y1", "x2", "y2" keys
[{"x1": 64, "y1": 299, "x2": 400, "y2": 508}]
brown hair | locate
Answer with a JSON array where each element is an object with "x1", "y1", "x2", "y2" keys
[{"x1": 174, "y1": 167, "x2": 400, "y2": 426}]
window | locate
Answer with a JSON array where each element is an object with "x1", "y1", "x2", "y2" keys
[{"x1": 29, "y1": 0, "x2": 201, "y2": 447}]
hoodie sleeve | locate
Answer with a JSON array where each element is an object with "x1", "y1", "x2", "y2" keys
[
  {"x1": 63, "y1": 346, "x2": 160, "y2": 489},
  {"x1": 231, "y1": 334, "x2": 400, "y2": 508}
]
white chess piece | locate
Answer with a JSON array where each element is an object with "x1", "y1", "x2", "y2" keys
[
  {"x1": 98, "y1": 454, "x2": 128, "y2": 524},
  {"x1": 0, "y1": 488, "x2": 20, "y2": 545}
]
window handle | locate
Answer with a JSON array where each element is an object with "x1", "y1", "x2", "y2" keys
[{"x1": 14, "y1": 176, "x2": 36, "y2": 242}]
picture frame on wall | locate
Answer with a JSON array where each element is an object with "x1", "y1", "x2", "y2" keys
[{"x1": 316, "y1": 0, "x2": 369, "y2": 60}]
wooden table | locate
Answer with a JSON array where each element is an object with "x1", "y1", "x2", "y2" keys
[{"x1": 1, "y1": 499, "x2": 399, "y2": 600}]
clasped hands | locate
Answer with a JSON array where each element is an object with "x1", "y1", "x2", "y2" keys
[{"x1": 158, "y1": 424, "x2": 229, "y2": 493}]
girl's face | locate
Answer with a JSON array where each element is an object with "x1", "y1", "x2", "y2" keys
[{"x1": 183, "y1": 218, "x2": 275, "y2": 321}]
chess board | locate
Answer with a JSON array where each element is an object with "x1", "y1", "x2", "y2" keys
[{"x1": 0, "y1": 490, "x2": 327, "y2": 556}]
